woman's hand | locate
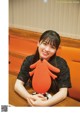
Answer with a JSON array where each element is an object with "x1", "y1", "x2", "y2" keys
[
  {"x1": 27, "y1": 98, "x2": 47, "y2": 106},
  {"x1": 27, "y1": 93, "x2": 47, "y2": 106}
]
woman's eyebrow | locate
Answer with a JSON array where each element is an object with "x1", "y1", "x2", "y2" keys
[{"x1": 44, "y1": 40, "x2": 50, "y2": 43}]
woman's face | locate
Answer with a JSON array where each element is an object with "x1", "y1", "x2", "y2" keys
[{"x1": 38, "y1": 39, "x2": 56, "y2": 60}]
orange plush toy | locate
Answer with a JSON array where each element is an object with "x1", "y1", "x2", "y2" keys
[{"x1": 29, "y1": 58, "x2": 60, "y2": 94}]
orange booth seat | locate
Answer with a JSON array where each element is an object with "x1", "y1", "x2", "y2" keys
[
  {"x1": 9, "y1": 35, "x2": 37, "y2": 75},
  {"x1": 57, "y1": 46, "x2": 80, "y2": 101},
  {"x1": 9, "y1": 35, "x2": 80, "y2": 101}
]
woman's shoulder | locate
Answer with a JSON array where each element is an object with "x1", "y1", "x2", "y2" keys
[
  {"x1": 25, "y1": 54, "x2": 34, "y2": 60},
  {"x1": 56, "y1": 56, "x2": 67, "y2": 63},
  {"x1": 49, "y1": 56, "x2": 68, "y2": 68},
  {"x1": 23, "y1": 54, "x2": 34, "y2": 64},
  {"x1": 56, "y1": 56, "x2": 69, "y2": 69}
]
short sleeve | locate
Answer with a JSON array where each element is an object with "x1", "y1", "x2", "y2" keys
[
  {"x1": 17, "y1": 55, "x2": 33, "y2": 84},
  {"x1": 57, "y1": 58, "x2": 72, "y2": 88}
]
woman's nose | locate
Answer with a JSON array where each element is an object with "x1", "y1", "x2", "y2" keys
[{"x1": 45, "y1": 46, "x2": 50, "y2": 51}]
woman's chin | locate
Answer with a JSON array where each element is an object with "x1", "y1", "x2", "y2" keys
[{"x1": 40, "y1": 56, "x2": 48, "y2": 60}]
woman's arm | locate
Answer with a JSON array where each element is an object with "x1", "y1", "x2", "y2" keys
[
  {"x1": 14, "y1": 79, "x2": 46, "y2": 102},
  {"x1": 14, "y1": 79, "x2": 31, "y2": 100},
  {"x1": 45, "y1": 88, "x2": 67, "y2": 106},
  {"x1": 28, "y1": 88, "x2": 67, "y2": 106}
]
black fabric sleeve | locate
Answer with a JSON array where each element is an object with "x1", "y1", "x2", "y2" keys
[
  {"x1": 17, "y1": 56, "x2": 33, "y2": 84},
  {"x1": 57, "y1": 58, "x2": 72, "y2": 88}
]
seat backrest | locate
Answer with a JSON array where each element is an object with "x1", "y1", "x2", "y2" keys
[{"x1": 57, "y1": 46, "x2": 80, "y2": 101}]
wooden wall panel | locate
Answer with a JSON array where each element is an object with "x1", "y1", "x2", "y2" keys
[{"x1": 9, "y1": 27, "x2": 80, "y2": 48}]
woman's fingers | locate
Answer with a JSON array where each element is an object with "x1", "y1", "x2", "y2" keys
[{"x1": 37, "y1": 93, "x2": 44, "y2": 98}]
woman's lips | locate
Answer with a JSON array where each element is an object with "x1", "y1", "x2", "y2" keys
[{"x1": 42, "y1": 52, "x2": 48, "y2": 56}]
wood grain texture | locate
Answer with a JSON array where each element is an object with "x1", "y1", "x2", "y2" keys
[{"x1": 9, "y1": 27, "x2": 80, "y2": 48}]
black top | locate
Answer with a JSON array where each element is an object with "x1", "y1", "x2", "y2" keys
[{"x1": 17, "y1": 55, "x2": 71, "y2": 93}]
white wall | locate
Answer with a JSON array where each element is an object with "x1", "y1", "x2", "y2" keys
[{"x1": 9, "y1": 0, "x2": 80, "y2": 39}]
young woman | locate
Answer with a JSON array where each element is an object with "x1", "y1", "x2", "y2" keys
[{"x1": 14, "y1": 30, "x2": 71, "y2": 106}]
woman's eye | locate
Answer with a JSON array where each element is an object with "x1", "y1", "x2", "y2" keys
[
  {"x1": 50, "y1": 45, "x2": 55, "y2": 49},
  {"x1": 43, "y1": 42, "x2": 47, "y2": 45}
]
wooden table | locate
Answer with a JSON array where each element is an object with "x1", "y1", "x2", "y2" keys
[{"x1": 9, "y1": 74, "x2": 80, "y2": 107}]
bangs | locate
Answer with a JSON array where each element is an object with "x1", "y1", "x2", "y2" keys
[{"x1": 41, "y1": 37, "x2": 57, "y2": 48}]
